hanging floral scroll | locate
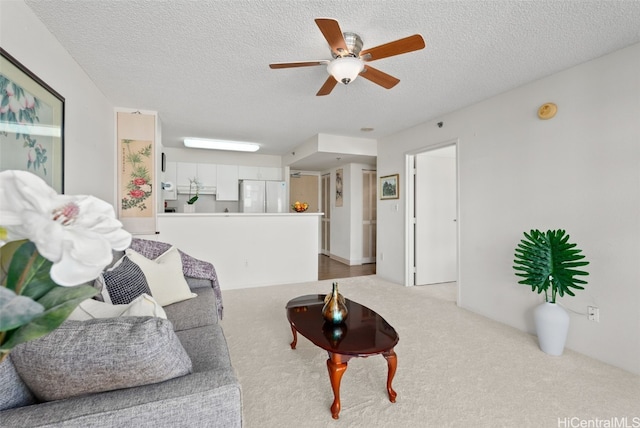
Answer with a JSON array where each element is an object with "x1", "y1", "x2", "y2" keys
[{"x1": 116, "y1": 111, "x2": 157, "y2": 234}]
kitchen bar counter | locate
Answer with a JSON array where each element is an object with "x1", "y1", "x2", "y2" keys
[
  {"x1": 137, "y1": 212, "x2": 322, "y2": 290},
  {"x1": 158, "y1": 212, "x2": 323, "y2": 217}
]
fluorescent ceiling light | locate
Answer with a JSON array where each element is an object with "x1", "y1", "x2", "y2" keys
[{"x1": 184, "y1": 138, "x2": 260, "y2": 152}]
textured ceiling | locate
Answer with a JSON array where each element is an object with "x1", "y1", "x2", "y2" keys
[{"x1": 24, "y1": 0, "x2": 640, "y2": 170}]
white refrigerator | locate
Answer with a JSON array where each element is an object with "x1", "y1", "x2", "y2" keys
[{"x1": 239, "y1": 180, "x2": 287, "y2": 213}]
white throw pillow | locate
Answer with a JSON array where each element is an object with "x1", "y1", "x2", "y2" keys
[
  {"x1": 68, "y1": 293, "x2": 167, "y2": 320},
  {"x1": 125, "y1": 247, "x2": 197, "y2": 306}
]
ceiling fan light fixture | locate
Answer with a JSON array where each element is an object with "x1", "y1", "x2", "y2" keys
[
  {"x1": 327, "y1": 57, "x2": 364, "y2": 85},
  {"x1": 184, "y1": 138, "x2": 260, "y2": 152}
]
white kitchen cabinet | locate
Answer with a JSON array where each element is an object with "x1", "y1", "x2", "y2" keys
[
  {"x1": 176, "y1": 162, "x2": 217, "y2": 194},
  {"x1": 163, "y1": 161, "x2": 177, "y2": 200},
  {"x1": 216, "y1": 164, "x2": 239, "y2": 200},
  {"x1": 238, "y1": 166, "x2": 282, "y2": 181},
  {"x1": 238, "y1": 166, "x2": 256, "y2": 180},
  {"x1": 196, "y1": 163, "x2": 217, "y2": 188},
  {"x1": 176, "y1": 162, "x2": 198, "y2": 190},
  {"x1": 262, "y1": 167, "x2": 282, "y2": 181}
]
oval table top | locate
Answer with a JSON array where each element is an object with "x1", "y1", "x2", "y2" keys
[{"x1": 286, "y1": 294, "x2": 399, "y2": 356}]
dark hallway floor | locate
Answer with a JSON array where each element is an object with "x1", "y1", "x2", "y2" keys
[{"x1": 318, "y1": 255, "x2": 376, "y2": 280}]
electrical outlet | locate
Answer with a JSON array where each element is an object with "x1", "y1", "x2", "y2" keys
[{"x1": 587, "y1": 306, "x2": 599, "y2": 322}]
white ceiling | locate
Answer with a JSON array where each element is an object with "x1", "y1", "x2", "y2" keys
[{"x1": 24, "y1": 0, "x2": 640, "y2": 170}]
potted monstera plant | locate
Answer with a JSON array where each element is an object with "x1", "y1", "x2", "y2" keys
[{"x1": 513, "y1": 229, "x2": 589, "y2": 356}]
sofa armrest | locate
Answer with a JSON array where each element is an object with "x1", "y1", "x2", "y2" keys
[
  {"x1": 130, "y1": 238, "x2": 224, "y2": 320},
  {"x1": 185, "y1": 276, "x2": 213, "y2": 290},
  {"x1": 164, "y1": 287, "x2": 219, "y2": 329}
]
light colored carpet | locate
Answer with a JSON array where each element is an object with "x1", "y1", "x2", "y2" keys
[{"x1": 220, "y1": 276, "x2": 639, "y2": 428}]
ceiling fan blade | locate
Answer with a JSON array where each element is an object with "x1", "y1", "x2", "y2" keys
[
  {"x1": 269, "y1": 60, "x2": 328, "y2": 69},
  {"x1": 359, "y1": 65, "x2": 400, "y2": 89},
  {"x1": 360, "y1": 34, "x2": 425, "y2": 61},
  {"x1": 316, "y1": 76, "x2": 338, "y2": 96},
  {"x1": 315, "y1": 18, "x2": 349, "y2": 56}
]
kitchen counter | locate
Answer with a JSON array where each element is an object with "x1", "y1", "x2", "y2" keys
[
  {"x1": 137, "y1": 212, "x2": 322, "y2": 290},
  {"x1": 158, "y1": 212, "x2": 323, "y2": 217}
]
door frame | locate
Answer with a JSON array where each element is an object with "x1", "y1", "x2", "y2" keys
[
  {"x1": 362, "y1": 169, "x2": 377, "y2": 264},
  {"x1": 320, "y1": 172, "x2": 331, "y2": 255},
  {"x1": 404, "y1": 139, "x2": 461, "y2": 301}
]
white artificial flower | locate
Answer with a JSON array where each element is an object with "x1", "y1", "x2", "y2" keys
[{"x1": 0, "y1": 170, "x2": 132, "y2": 286}]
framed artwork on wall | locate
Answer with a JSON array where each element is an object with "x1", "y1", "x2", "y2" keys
[
  {"x1": 335, "y1": 168, "x2": 343, "y2": 207},
  {"x1": 116, "y1": 111, "x2": 157, "y2": 234},
  {"x1": 0, "y1": 48, "x2": 65, "y2": 192},
  {"x1": 380, "y1": 174, "x2": 399, "y2": 199}
]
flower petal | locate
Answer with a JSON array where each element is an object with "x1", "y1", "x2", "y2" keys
[
  {"x1": 1, "y1": 170, "x2": 132, "y2": 285},
  {"x1": 49, "y1": 253, "x2": 106, "y2": 286}
]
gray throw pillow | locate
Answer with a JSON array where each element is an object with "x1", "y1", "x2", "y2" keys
[
  {"x1": 102, "y1": 256, "x2": 152, "y2": 304},
  {"x1": 10, "y1": 317, "x2": 192, "y2": 402},
  {"x1": 0, "y1": 355, "x2": 36, "y2": 410}
]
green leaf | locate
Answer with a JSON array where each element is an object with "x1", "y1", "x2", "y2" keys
[
  {"x1": 0, "y1": 287, "x2": 44, "y2": 331},
  {"x1": 6, "y1": 241, "x2": 57, "y2": 300},
  {"x1": 0, "y1": 285, "x2": 97, "y2": 352},
  {"x1": 36, "y1": 284, "x2": 98, "y2": 310},
  {"x1": 513, "y1": 229, "x2": 589, "y2": 303}
]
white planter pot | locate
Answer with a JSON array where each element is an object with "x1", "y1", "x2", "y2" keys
[
  {"x1": 534, "y1": 302, "x2": 570, "y2": 356},
  {"x1": 183, "y1": 204, "x2": 196, "y2": 213}
]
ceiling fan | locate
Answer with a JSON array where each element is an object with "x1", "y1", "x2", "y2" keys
[{"x1": 269, "y1": 18, "x2": 426, "y2": 96}]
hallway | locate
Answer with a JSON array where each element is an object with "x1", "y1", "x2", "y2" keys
[{"x1": 318, "y1": 255, "x2": 376, "y2": 280}]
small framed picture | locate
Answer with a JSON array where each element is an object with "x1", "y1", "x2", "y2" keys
[
  {"x1": 380, "y1": 174, "x2": 399, "y2": 200},
  {"x1": 335, "y1": 168, "x2": 343, "y2": 207}
]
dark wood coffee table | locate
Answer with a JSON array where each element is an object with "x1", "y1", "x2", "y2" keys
[{"x1": 286, "y1": 294, "x2": 399, "y2": 419}]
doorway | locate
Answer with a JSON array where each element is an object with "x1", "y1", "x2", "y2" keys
[
  {"x1": 406, "y1": 143, "x2": 459, "y2": 289},
  {"x1": 362, "y1": 169, "x2": 377, "y2": 263},
  {"x1": 290, "y1": 174, "x2": 319, "y2": 213},
  {"x1": 320, "y1": 173, "x2": 331, "y2": 255}
]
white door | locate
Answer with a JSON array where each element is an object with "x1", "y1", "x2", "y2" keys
[{"x1": 415, "y1": 146, "x2": 457, "y2": 285}]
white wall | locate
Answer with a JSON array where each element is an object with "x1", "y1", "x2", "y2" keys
[
  {"x1": 317, "y1": 134, "x2": 377, "y2": 156},
  {"x1": 326, "y1": 162, "x2": 374, "y2": 265},
  {"x1": 328, "y1": 164, "x2": 351, "y2": 262},
  {"x1": 163, "y1": 147, "x2": 283, "y2": 167},
  {"x1": 1, "y1": 1, "x2": 116, "y2": 203},
  {"x1": 377, "y1": 43, "x2": 640, "y2": 374},
  {"x1": 283, "y1": 133, "x2": 376, "y2": 166}
]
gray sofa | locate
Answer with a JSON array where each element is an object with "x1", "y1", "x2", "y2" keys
[{"x1": 0, "y1": 269, "x2": 242, "y2": 427}]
